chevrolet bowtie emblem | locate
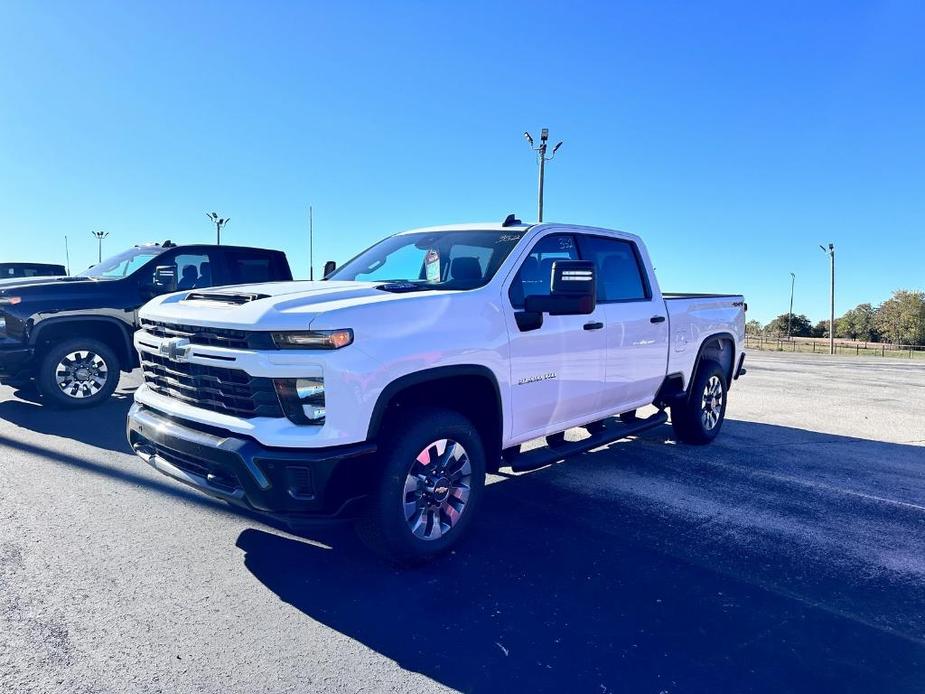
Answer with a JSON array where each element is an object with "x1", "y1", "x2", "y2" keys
[{"x1": 158, "y1": 337, "x2": 191, "y2": 362}]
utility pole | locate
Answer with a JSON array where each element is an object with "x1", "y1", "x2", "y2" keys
[
  {"x1": 206, "y1": 212, "x2": 230, "y2": 245},
  {"x1": 787, "y1": 272, "x2": 796, "y2": 338},
  {"x1": 309, "y1": 205, "x2": 314, "y2": 280},
  {"x1": 64, "y1": 235, "x2": 71, "y2": 275},
  {"x1": 91, "y1": 230, "x2": 109, "y2": 263},
  {"x1": 524, "y1": 128, "x2": 563, "y2": 222},
  {"x1": 819, "y1": 243, "x2": 835, "y2": 354}
]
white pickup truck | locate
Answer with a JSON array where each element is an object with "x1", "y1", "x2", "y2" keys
[{"x1": 127, "y1": 218, "x2": 746, "y2": 562}]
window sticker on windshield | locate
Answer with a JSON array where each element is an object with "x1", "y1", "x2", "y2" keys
[
  {"x1": 558, "y1": 237, "x2": 574, "y2": 250},
  {"x1": 498, "y1": 233, "x2": 524, "y2": 243},
  {"x1": 425, "y1": 249, "x2": 441, "y2": 282}
]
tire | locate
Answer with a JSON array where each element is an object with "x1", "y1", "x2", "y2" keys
[
  {"x1": 670, "y1": 359, "x2": 727, "y2": 444},
  {"x1": 355, "y1": 408, "x2": 486, "y2": 565},
  {"x1": 36, "y1": 338, "x2": 120, "y2": 409}
]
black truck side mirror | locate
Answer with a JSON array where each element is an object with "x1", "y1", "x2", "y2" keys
[
  {"x1": 141, "y1": 265, "x2": 178, "y2": 298},
  {"x1": 322, "y1": 260, "x2": 337, "y2": 278}
]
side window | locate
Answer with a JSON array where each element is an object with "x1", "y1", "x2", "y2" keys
[
  {"x1": 175, "y1": 254, "x2": 213, "y2": 290},
  {"x1": 145, "y1": 252, "x2": 212, "y2": 294},
  {"x1": 228, "y1": 254, "x2": 273, "y2": 285},
  {"x1": 508, "y1": 234, "x2": 579, "y2": 308},
  {"x1": 578, "y1": 236, "x2": 649, "y2": 302}
]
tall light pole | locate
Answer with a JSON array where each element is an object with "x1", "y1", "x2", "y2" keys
[
  {"x1": 524, "y1": 128, "x2": 563, "y2": 222},
  {"x1": 91, "y1": 230, "x2": 109, "y2": 263},
  {"x1": 207, "y1": 212, "x2": 230, "y2": 245},
  {"x1": 787, "y1": 272, "x2": 796, "y2": 338},
  {"x1": 309, "y1": 205, "x2": 314, "y2": 280},
  {"x1": 819, "y1": 243, "x2": 835, "y2": 354}
]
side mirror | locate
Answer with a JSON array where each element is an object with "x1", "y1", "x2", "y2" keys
[
  {"x1": 322, "y1": 260, "x2": 337, "y2": 278},
  {"x1": 524, "y1": 260, "x2": 596, "y2": 316},
  {"x1": 143, "y1": 265, "x2": 177, "y2": 296}
]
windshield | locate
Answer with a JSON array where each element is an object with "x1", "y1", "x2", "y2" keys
[
  {"x1": 78, "y1": 247, "x2": 166, "y2": 279},
  {"x1": 328, "y1": 229, "x2": 528, "y2": 290}
]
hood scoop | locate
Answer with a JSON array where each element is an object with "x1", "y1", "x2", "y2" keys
[{"x1": 183, "y1": 291, "x2": 270, "y2": 305}]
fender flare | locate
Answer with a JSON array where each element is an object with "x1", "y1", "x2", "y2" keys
[
  {"x1": 690, "y1": 331, "x2": 737, "y2": 392},
  {"x1": 30, "y1": 316, "x2": 135, "y2": 369},
  {"x1": 366, "y1": 364, "x2": 503, "y2": 441}
]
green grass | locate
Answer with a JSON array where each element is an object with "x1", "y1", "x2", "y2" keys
[{"x1": 745, "y1": 337, "x2": 925, "y2": 360}]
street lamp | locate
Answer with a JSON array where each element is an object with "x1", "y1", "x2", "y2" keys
[
  {"x1": 524, "y1": 128, "x2": 564, "y2": 222},
  {"x1": 91, "y1": 230, "x2": 109, "y2": 263},
  {"x1": 819, "y1": 243, "x2": 835, "y2": 354},
  {"x1": 787, "y1": 272, "x2": 796, "y2": 338},
  {"x1": 207, "y1": 212, "x2": 230, "y2": 245}
]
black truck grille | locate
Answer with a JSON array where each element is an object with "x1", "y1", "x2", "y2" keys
[
  {"x1": 140, "y1": 353, "x2": 283, "y2": 418},
  {"x1": 139, "y1": 319, "x2": 276, "y2": 350}
]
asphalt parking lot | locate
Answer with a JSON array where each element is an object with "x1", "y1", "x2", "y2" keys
[{"x1": 1, "y1": 352, "x2": 924, "y2": 694}]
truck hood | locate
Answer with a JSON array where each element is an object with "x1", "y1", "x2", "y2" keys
[
  {"x1": 0, "y1": 275, "x2": 94, "y2": 291},
  {"x1": 140, "y1": 280, "x2": 456, "y2": 331}
]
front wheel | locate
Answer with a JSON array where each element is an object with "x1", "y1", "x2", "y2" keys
[
  {"x1": 355, "y1": 408, "x2": 486, "y2": 564},
  {"x1": 670, "y1": 359, "x2": 727, "y2": 444},
  {"x1": 36, "y1": 338, "x2": 120, "y2": 408}
]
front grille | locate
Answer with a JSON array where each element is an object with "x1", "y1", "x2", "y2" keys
[
  {"x1": 140, "y1": 353, "x2": 284, "y2": 419},
  {"x1": 140, "y1": 319, "x2": 275, "y2": 350}
]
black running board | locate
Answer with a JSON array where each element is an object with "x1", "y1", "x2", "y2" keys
[{"x1": 508, "y1": 410, "x2": 669, "y2": 473}]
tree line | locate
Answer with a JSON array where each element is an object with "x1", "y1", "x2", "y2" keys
[{"x1": 747, "y1": 289, "x2": 925, "y2": 346}]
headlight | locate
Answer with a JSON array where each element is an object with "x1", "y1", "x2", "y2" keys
[
  {"x1": 274, "y1": 377, "x2": 326, "y2": 424},
  {"x1": 272, "y1": 329, "x2": 353, "y2": 350},
  {"x1": 0, "y1": 296, "x2": 22, "y2": 306}
]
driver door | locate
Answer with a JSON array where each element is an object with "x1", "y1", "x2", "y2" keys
[{"x1": 505, "y1": 233, "x2": 606, "y2": 439}]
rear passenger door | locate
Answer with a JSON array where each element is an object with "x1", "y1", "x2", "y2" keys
[{"x1": 576, "y1": 235, "x2": 669, "y2": 411}]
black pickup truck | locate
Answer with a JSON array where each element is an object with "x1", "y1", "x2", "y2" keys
[{"x1": 0, "y1": 241, "x2": 292, "y2": 408}]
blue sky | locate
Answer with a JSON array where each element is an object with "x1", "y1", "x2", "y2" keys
[{"x1": 1, "y1": 1, "x2": 922, "y2": 323}]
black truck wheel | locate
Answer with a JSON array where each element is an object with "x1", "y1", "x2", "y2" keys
[
  {"x1": 356, "y1": 408, "x2": 486, "y2": 565},
  {"x1": 36, "y1": 338, "x2": 120, "y2": 408},
  {"x1": 670, "y1": 359, "x2": 727, "y2": 444}
]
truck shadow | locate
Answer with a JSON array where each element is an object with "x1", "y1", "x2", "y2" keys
[
  {"x1": 235, "y1": 421, "x2": 925, "y2": 694},
  {"x1": 0, "y1": 388, "x2": 136, "y2": 454}
]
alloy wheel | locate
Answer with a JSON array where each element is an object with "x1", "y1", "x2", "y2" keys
[
  {"x1": 403, "y1": 438, "x2": 472, "y2": 541},
  {"x1": 700, "y1": 375, "x2": 724, "y2": 430},
  {"x1": 55, "y1": 350, "x2": 109, "y2": 399}
]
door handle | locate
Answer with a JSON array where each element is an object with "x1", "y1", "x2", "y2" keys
[
  {"x1": 583, "y1": 321, "x2": 604, "y2": 331},
  {"x1": 650, "y1": 315, "x2": 666, "y2": 324}
]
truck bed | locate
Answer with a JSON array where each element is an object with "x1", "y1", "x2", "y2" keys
[{"x1": 664, "y1": 293, "x2": 746, "y2": 386}]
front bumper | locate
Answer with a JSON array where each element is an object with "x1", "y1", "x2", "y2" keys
[
  {"x1": 126, "y1": 403, "x2": 378, "y2": 522},
  {"x1": 0, "y1": 343, "x2": 34, "y2": 380}
]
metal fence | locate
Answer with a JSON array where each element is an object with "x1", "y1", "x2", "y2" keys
[{"x1": 745, "y1": 335, "x2": 925, "y2": 359}]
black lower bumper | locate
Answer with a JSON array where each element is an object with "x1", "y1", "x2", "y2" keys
[
  {"x1": 126, "y1": 403, "x2": 378, "y2": 522},
  {"x1": 0, "y1": 344, "x2": 34, "y2": 381}
]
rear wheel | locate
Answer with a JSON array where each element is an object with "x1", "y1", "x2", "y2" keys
[
  {"x1": 36, "y1": 338, "x2": 120, "y2": 409},
  {"x1": 670, "y1": 359, "x2": 727, "y2": 444},
  {"x1": 356, "y1": 408, "x2": 486, "y2": 564}
]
